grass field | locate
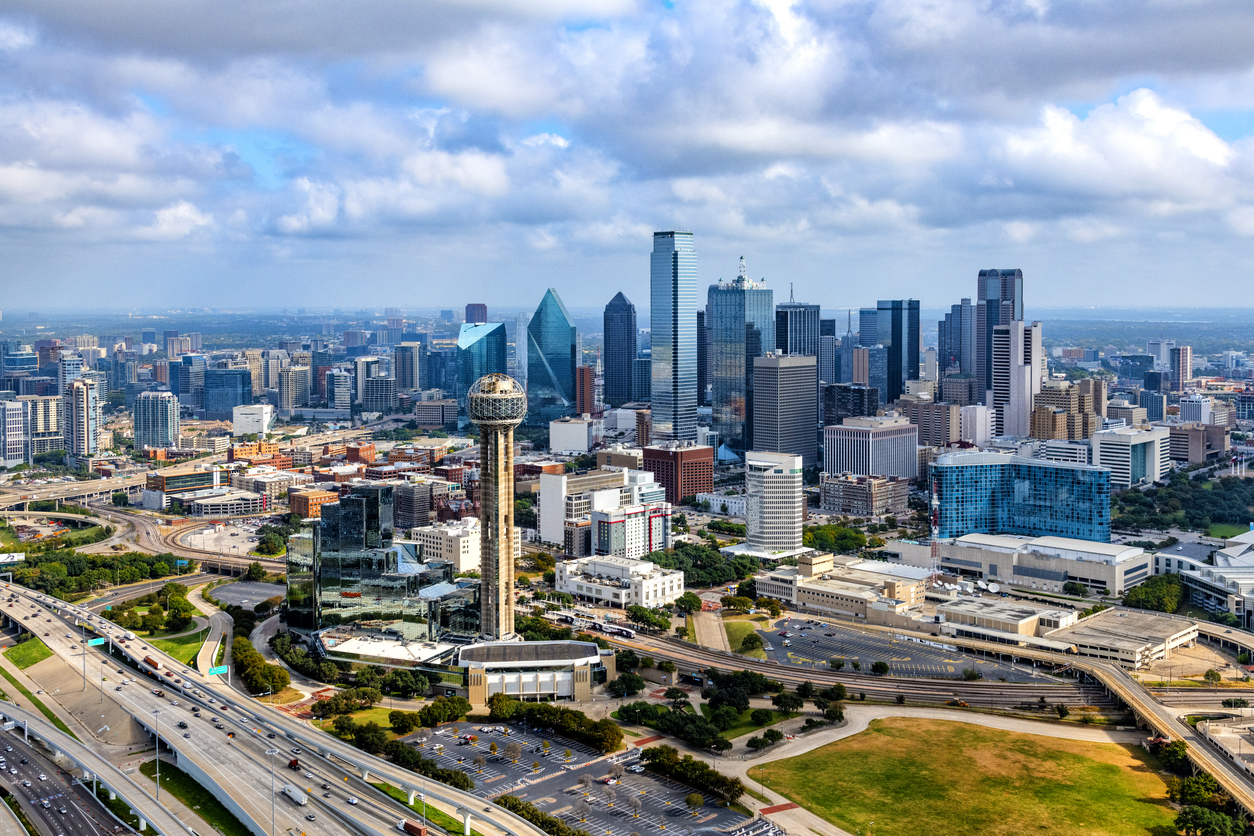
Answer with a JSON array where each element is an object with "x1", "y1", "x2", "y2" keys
[
  {"x1": 697, "y1": 704, "x2": 793, "y2": 739},
  {"x1": 748, "y1": 718, "x2": 1177, "y2": 836},
  {"x1": 148, "y1": 628, "x2": 207, "y2": 667},
  {"x1": 371, "y1": 782, "x2": 488, "y2": 836},
  {"x1": 317, "y1": 706, "x2": 401, "y2": 741},
  {"x1": 139, "y1": 760, "x2": 252, "y2": 836},
  {"x1": 4, "y1": 638, "x2": 53, "y2": 670},
  {"x1": 1209, "y1": 523, "x2": 1247, "y2": 539},
  {"x1": 723, "y1": 614, "x2": 769, "y2": 659}
]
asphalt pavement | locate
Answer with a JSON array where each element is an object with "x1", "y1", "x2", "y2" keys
[{"x1": 0, "y1": 733, "x2": 117, "y2": 836}]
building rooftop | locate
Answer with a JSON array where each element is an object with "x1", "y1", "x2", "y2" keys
[
  {"x1": 458, "y1": 640, "x2": 602, "y2": 665},
  {"x1": 938, "y1": 597, "x2": 1070, "y2": 625},
  {"x1": 952, "y1": 533, "x2": 1144, "y2": 564},
  {"x1": 1046, "y1": 608, "x2": 1197, "y2": 651}
]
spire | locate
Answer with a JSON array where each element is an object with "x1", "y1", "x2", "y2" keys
[
  {"x1": 789, "y1": 282, "x2": 795, "y2": 304},
  {"x1": 738, "y1": 256, "x2": 747, "y2": 281}
]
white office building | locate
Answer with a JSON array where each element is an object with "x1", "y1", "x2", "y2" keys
[
  {"x1": 64, "y1": 378, "x2": 100, "y2": 462},
  {"x1": 960, "y1": 404, "x2": 992, "y2": 447},
  {"x1": 0, "y1": 398, "x2": 24, "y2": 469},
  {"x1": 721, "y1": 450, "x2": 809, "y2": 562},
  {"x1": 1179, "y1": 395, "x2": 1213, "y2": 425},
  {"x1": 590, "y1": 503, "x2": 672, "y2": 559},
  {"x1": 134, "y1": 390, "x2": 180, "y2": 450},
  {"x1": 990, "y1": 321, "x2": 1043, "y2": 438},
  {"x1": 232, "y1": 403, "x2": 275, "y2": 437},
  {"x1": 823, "y1": 415, "x2": 918, "y2": 479},
  {"x1": 695, "y1": 492, "x2": 747, "y2": 516},
  {"x1": 555, "y1": 554, "x2": 685, "y2": 609},
  {"x1": 1091, "y1": 425, "x2": 1171, "y2": 490},
  {"x1": 550, "y1": 415, "x2": 600, "y2": 454},
  {"x1": 408, "y1": 517, "x2": 486, "y2": 573},
  {"x1": 538, "y1": 468, "x2": 667, "y2": 548}
]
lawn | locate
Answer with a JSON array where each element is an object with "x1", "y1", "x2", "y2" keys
[
  {"x1": 723, "y1": 615, "x2": 769, "y2": 659},
  {"x1": 371, "y1": 782, "x2": 488, "y2": 836},
  {"x1": 139, "y1": 760, "x2": 252, "y2": 836},
  {"x1": 1209, "y1": 523, "x2": 1247, "y2": 539},
  {"x1": 4, "y1": 638, "x2": 53, "y2": 670},
  {"x1": 0, "y1": 664, "x2": 77, "y2": 740},
  {"x1": 316, "y1": 706, "x2": 401, "y2": 741},
  {"x1": 148, "y1": 628, "x2": 208, "y2": 667},
  {"x1": 748, "y1": 718, "x2": 1177, "y2": 836},
  {"x1": 697, "y1": 704, "x2": 793, "y2": 739}
]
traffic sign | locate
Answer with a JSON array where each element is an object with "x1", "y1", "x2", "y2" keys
[
  {"x1": 87, "y1": 637, "x2": 105, "y2": 646},
  {"x1": 208, "y1": 665, "x2": 228, "y2": 676}
]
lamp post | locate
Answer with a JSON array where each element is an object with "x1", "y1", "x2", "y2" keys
[
  {"x1": 266, "y1": 748, "x2": 279, "y2": 836},
  {"x1": 152, "y1": 710, "x2": 161, "y2": 802}
]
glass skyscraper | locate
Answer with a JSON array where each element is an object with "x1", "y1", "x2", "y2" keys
[
  {"x1": 203, "y1": 368, "x2": 252, "y2": 420},
  {"x1": 933, "y1": 451, "x2": 1111, "y2": 543},
  {"x1": 775, "y1": 302, "x2": 821, "y2": 356},
  {"x1": 526, "y1": 288, "x2": 577, "y2": 426},
  {"x1": 456, "y1": 323, "x2": 507, "y2": 416},
  {"x1": 976, "y1": 268, "x2": 1024, "y2": 399},
  {"x1": 876, "y1": 299, "x2": 920, "y2": 404},
  {"x1": 603, "y1": 291, "x2": 637, "y2": 408},
  {"x1": 650, "y1": 231, "x2": 698, "y2": 441},
  {"x1": 708, "y1": 257, "x2": 773, "y2": 454}
]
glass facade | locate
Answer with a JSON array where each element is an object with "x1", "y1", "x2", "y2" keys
[
  {"x1": 456, "y1": 323, "x2": 507, "y2": 416},
  {"x1": 603, "y1": 292, "x2": 637, "y2": 408},
  {"x1": 775, "y1": 302, "x2": 820, "y2": 356},
  {"x1": 650, "y1": 231, "x2": 698, "y2": 441},
  {"x1": 934, "y1": 452, "x2": 1111, "y2": 543},
  {"x1": 708, "y1": 258, "x2": 773, "y2": 454},
  {"x1": 876, "y1": 299, "x2": 920, "y2": 404},
  {"x1": 203, "y1": 368, "x2": 252, "y2": 420},
  {"x1": 526, "y1": 288, "x2": 577, "y2": 425}
]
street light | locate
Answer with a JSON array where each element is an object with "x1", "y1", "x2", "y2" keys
[
  {"x1": 152, "y1": 710, "x2": 161, "y2": 802},
  {"x1": 266, "y1": 748, "x2": 279, "y2": 836}
]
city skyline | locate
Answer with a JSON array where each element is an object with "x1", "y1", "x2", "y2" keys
[{"x1": 4, "y1": 4, "x2": 1254, "y2": 309}]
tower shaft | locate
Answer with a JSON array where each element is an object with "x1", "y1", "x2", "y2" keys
[{"x1": 479, "y1": 422, "x2": 516, "y2": 639}]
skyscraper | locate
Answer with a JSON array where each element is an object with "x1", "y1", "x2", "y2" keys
[
  {"x1": 775, "y1": 300, "x2": 821, "y2": 356},
  {"x1": 353, "y1": 356, "x2": 381, "y2": 404},
  {"x1": 696, "y1": 310, "x2": 708, "y2": 405},
  {"x1": 858, "y1": 308, "x2": 879, "y2": 346},
  {"x1": 602, "y1": 292, "x2": 637, "y2": 408},
  {"x1": 708, "y1": 257, "x2": 774, "y2": 454},
  {"x1": 938, "y1": 298, "x2": 974, "y2": 375},
  {"x1": 991, "y1": 321, "x2": 1043, "y2": 438},
  {"x1": 203, "y1": 368, "x2": 252, "y2": 420},
  {"x1": 575, "y1": 365, "x2": 595, "y2": 415},
  {"x1": 467, "y1": 374, "x2": 527, "y2": 641},
  {"x1": 752, "y1": 354, "x2": 818, "y2": 468},
  {"x1": 975, "y1": 268, "x2": 1023, "y2": 401},
  {"x1": 64, "y1": 378, "x2": 99, "y2": 460},
  {"x1": 650, "y1": 231, "x2": 698, "y2": 442},
  {"x1": 876, "y1": 299, "x2": 920, "y2": 404},
  {"x1": 465, "y1": 303, "x2": 488, "y2": 324},
  {"x1": 744, "y1": 451, "x2": 804, "y2": 555},
  {"x1": 133, "y1": 390, "x2": 180, "y2": 449},
  {"x1": 456, "y1": 323, "x2": 507, "y2": 414},
  {"x1": 526, "y1": 288, "x2": 577, "y2": 426},
  {"x1": 1170, "y1": 345, "x2": 1194, "y2": 392},
  {"x1": 393, "y1": 343, "x2": 422, "y2": 391}
]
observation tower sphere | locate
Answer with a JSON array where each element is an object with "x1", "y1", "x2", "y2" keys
[{"x1": 467, "y1": 374, "x2": 528, "y2": 428}]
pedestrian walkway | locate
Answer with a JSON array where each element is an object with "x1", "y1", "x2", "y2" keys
[{"x1": 692, "y1": 611, "x2": 730, "y2": 653}]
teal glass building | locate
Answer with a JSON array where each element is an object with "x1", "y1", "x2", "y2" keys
[
  {"x1": 456, "y1": 322, "x2": 507, "y2": 416},
  {"x1": 650, "y1": 231, "x2": 698, "y2": 442},
  {"x1": 707, "y1": 257, "x2": 773, "y2": 454},
  {"x1": 933, "y1": 452, "x2": 1111, "y2": 543},
  {"x1": 526, "y1": 288, "x2": 577, "y2": 425}
]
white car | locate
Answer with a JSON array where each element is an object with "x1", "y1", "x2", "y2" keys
[{"x1": 348, "y1": 797, "x2": 358, "y2": 805}]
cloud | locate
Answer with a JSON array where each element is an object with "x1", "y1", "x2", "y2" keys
[{"x1": 135, "y1": 200, "x2": 214, "y2": 239}]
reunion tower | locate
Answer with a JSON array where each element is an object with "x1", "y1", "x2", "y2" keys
[{"x1": 467, "y1": 374, "x2": 527, "y2": 641}]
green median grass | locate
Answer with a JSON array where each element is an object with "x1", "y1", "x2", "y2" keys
[
  {"x1": 722, "y1": 616, "x2": 768, "y2": 659},
  {"x1": 748, "y1": 717, "x2": 1177, "y2": 836},
  {"x1": 139, "y1": 760, "x2": 252, "y2": 836},
  {"x1": 1209, "y1": 523, "x2": 1248, "y2": 539},
  {"x1": 0, "y1": 663, "x2": 77, "y2": 741},
  {"x1": 4, "y1": 638, "x2": 53, "y2": 670},
  {"x1": 370, "y1": 781, "x2": 488, "y2": 836},
  {"x1": 697, "y1": 703, "x2": 794, "y2": 739},
  {"x1": 148, "y1": 628, "x2": 208, "y2": 667}
]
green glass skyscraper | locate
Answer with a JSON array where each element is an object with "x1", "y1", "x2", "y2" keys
[
  {"x1": 526, "y1": 288, "x2": 577, "y2": 425},
  {"x1": 457, "y1": 323, "x2": 507, "y2": 417}
]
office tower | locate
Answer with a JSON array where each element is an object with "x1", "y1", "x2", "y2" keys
[
  {"x1": 343, "y1": 330, "x2": 367, "y2": 348},
  {"x1": 1170, "y1": 345, "x2": 1193, "y2": 392},
  {"x1": 1147, "y1": 339, "x2": 1176, "y2": 370},
  {"x1": 327, "y1": 370, "x2": 352, "y2": 409},
  {"x1": 465, "y1": 303, "x2": 488, "y2": 325},
  {"x1": 938, "y1": 298, "x2": 974, "y2": 375},
  {"x1": 141, "y1": 329, "x2": 157, "y2": 345},
  {"x1": 0, "y1": 398, "x2": 24, "y2": 469},
  {"x1": 310, "y1": 349, "x2": 335, "y2": 398},
  {"x1": 466, "y1": 374, "x2": 527, "y2": 640},
  {"x1": 64, "y1": 378, "x2": 99, "y2": 460},
  {"x1": 353, "y1": 356, "x2": 380, "y2": 403},
  {"x1": 820, "y1": 319, "x2": 836, "y2": 337},
  {"x1": 932, "y1": 451, "x2": 1110, "y2": 543},
  {"x1": 858, "y1": 308, "x2": 878, "y2": 346},
  {"x1": 163, "y1": 330, "x2": 179, "y2": 355},
  {"x1": 394, "y1": 343, "x2": 422, "y2": 391},
  {"x1": 1169, "y1": 423, "x2": 1230, "y2": 464},
  {"x1": 512, "y1": 312, "x2": 530, "y2": 388},
  {"x1": 851, "y1": 347, "x2": 869, "y2": 385},
  {"x1": 744, "y1": 451, "x2": 803, "y2": 554},
  {"x1": 1143, "y1": 370, "x2": 1168, "y2": 394},
  {"x1": 203, "y1": 368, "x2": 252, "y2": 420},
  {"x1": 185, "y1": 333, "x2": 202, "y2": 352},
  {"x1": 456, "y1": 323, "x2": 507, "y2": 414},
  {"x1": 708, "y1": 256, "x2": 774, "y2": 453},
  {"x1": 818, "y1": 335, "x2": 838, "y2": 385},
  {"x1": 278, "y1": 366, "x2": 311, "y2": 418},
  {"x1": 603, "y1": 292, "x2": 637, "y2": 408},
  {"x1": 775, "y1": 299, "x2": 821, "y2": 356},
  {"x1": 867, "y1": 345, "x2": 888, "y2": 404},
  {"x1": 1139, "y1": 390, "x2": 1167, "y2": 421},
  {"x1": 18, "y1": 395, "x2": 61, "y2": 458},
  {"x1": 823, "y1": 383, "x2": 879, "y2": 425},
  {"x1": 753, "y1": 355, "x2": 818, "y2": 467},
  {"x1": 975, "y1": 268, "x2": 1023, "y2": 400},
  {"x1": 823, "y1": 415, "x2": 918, "y2": 479},
  {"x1": 1030, "y1": 380, "x2": 1099, "y2": 441},
  {"x1": 642, "y1": 443, "x2": 714, "y2": 504},
  {"x1": 575, "y1": 366, "x2": 595, "y2": 415},
  {"x1": 362, "y1": 376, "x2": 398, "y2": 413},
  {"x1": 631, "y1": 358, "x2": 652, "y2": 401},
  {"x1": 696, "y1": 310, "x2": 708, "y2": 406},
  {"x1": 875, "y1": 299, "x2": 920, "y2": 404},
  {"x1": 242, "y1": 349, "x2": 264, "y2": 397},
  {"x1": 57, "y1": 352, "x2": 83, "y2": 396},
  {"x1": 990, "y1": 321, "x2": 1043, "y2": 437},
  {"x1": 1091, "y1": 425, "x2": 1171, "y2": 489},
  {"x1": 526, "y1": 288, "x2": 577, "y2": 426},
  {"x1": 922, "y1": 348, "x2": 938, "y2": 382},
  {"x1": 959, "y1": 404, "x2": 992, "y2": 446},
  {"x1": 1078, "y1": 378, "x2": 1107, "y2": 418},
  {"x1": 898, "y1": 400, "x2": 960, "y2": 447},
  {"x1": 650, "y1": 231, "x2": 698, "y2": 442},
  {"x1": 133, "y1": 390, "x2": 180, "y2": 450}
]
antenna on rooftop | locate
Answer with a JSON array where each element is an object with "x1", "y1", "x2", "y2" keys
[
  {"x1": 738, "y1": 256, "x2": 747, "y2": 280},
  {"x1": 789, "y1": 282, "x2": 795, "y2": 304}
]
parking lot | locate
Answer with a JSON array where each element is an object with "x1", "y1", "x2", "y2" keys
[
  {"x1": 212, "y1": 581, "x2": 285, "y2": 609},
  {"x1": 401, "y1": 721, "x2": 748, "y2": 836},
  {"x1": 187, "y1": 522, "x2": 261, "y2": 557},
  {"x1": 760, "y1": 619, "x2": 1048, "y2": 682}
]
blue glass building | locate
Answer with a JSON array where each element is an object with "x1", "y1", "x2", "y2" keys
[
  {"x1": 526, "y1": 288, "x2": 577, "y2": 425},
  {"x1": 650, "y1": 231, "x2": 698, "y2": 442},
  {"x1": 456, "y1": 323, "x2": 507, "y2": 416},
  {"x1": 203, "y1": 368, "x2": 252, "y2": 420},
  {"x1": 933, "y1": 452, "x2": 1111, "y2": 543},
  {"x1": 707, "y1": 257, "x2": 773, "y2": 455},
  {"x1": 876, "y1": 299, "x2": 920, "y2": 404},
  {"x1": 603, "y1": 292, "x2": 637, "y2": 408}
]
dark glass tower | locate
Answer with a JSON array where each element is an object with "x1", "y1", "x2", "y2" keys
[
  {"x1": 603, "y1": 292, "x2": 637, "y2": 408},
  {"x1": 650, "y1": 231, "x2": 698, "y2": 441},
  {"x1": 876, "y1": 299, "x2": 921, "y2": 404},
  {"x1": 976, "y1": 268, "x2": 1023, "y2": 400},
  {"x1": 775, "y1": 302, "x2": 821, "y2": 356},
  {"x1": 456, "y1": 323, "x2": 507, "y2": 416},
  {"x1": 203, "y1": 368, "x2": 252, "y2": 420},
  {"x1": 708, "y1": 257, "x2": 773, "y2": 454},
  {"x1": 526, "y1": 288, "x2": 577, "y2": 425}
]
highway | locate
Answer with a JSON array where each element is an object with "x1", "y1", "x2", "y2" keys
[
  {"x1": 9, "y1": 585, "x2": 548, "y2": 836},
  {"x1": 0, "y1": 730, "x2": 117, "y2": 836}
]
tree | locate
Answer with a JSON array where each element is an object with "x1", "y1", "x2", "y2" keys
[
  {"x1": 607, "y1": 673, "x2": 645, "y2": 698},
  {"x1": 472, "y1": 755, "x2": 486, "y2": 773},
  {"x1": 245, "y1": 562, "x2": 266, "y2": 582},
  {"x1": 739, "y1": 632, "x2": 764, "y2": 652},
  {"x1": 710, "y1": 706, "x2": 740, "y2": 732},
  {"x1": 1175, "y1": 805, "x2": 1242, "y2": 836},
  {"x1": 563, "y1": 749, "x2": 572, "y2": 760},
  {"x1": 628, "y1": 796, "x2": 642, "y2": 817},
  {"x1": 796, "y1": 680, "x2": 815, "y2": 699},
  {"x1": 1169, "y1": 774, "x2": 1220, "y2": 807},
  {"x1": 1054, "y1": 704, "x2": 1070, "y2": 719},
  {"x1": 825, "y1": 705, "x2": 845, "y2": 723},
  {"x1": 657, "y1": 660, "x2": 677, "y2": 674},
  {"x1": 111, "y1": 492, "x2": 129, "y2": 507},
  {"x1": 505, "y1": 741, "x2": 523, "y2": 763},
  {"x1": 578, "y1": 774, "x2": 594, "y2": 794},
  {"x1": 353, "y1": 722, "x2": 388, "y2": 754},
  {"x1": 750, "y1": 708, "x2": 774, "y2": 726},
  {"x1": 685, "y1": 793, "x2": 704, "y2": 815},
  {"x1": 962, "y1": 667, "x2": 982, "y2": 681},
  {"x1": 664, "y1": 687, "x2": 688, "y2": 709},
  {"x1": 609, "y1": 762, "x2": 625, "y2": 779},
  {"x1": 772, "y1": 692, "x2": 803, "y2": 712},
  {"x1": 1158, "y1": 739, "x2": 1191, "y2": 774},
  {"x1": 1204, "y1": 669, "x2": 1223, "y2": 687},
  {"x1": 532, "y1": 760, "x2": 540, "y2": 773},
  {"x1": 489, "y1": 741, "x2": 498, "y2": 755},
  {"x1": 575, "y1": 799, "x2": 591, "y2": 821},
  {"x1": 763, "y1": 728, "x2": 784, "y2": 744},
  {"x1": 871, "y1": 661, "x2": 890, "y2": 676},
  {"x1": 676, "y1": 591, "x2": 703, "y2": 614}
]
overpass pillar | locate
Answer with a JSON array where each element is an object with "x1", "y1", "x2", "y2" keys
[
  {"x1": 108, "y1": 789, "x2": 116, "y2": 801},
  {"x1": 137, "y1": 815, "x2": 146, "y2": 831},
  {"x1": 407, "y1": 789, "x2": 417, "y2": 805},
  {"x1": 459, "y1": 808, "x2": 473, "y2": 836},
  {"x1": 360, "y1": 767, "x2": 370, "y2": 783}
]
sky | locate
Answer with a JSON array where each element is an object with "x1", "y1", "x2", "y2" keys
[{"x1": 3, "y1": 0, "x2": 1254, "y2": 313}]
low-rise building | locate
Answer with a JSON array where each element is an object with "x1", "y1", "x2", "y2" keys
[
  {"x1": 186, "y1": 488, "x2": 268, "y2": 517},
  {"x1": 590, "y1": 503, "x2": 672, "y2": 559},
  {"x1": 939, "y1": 533, "x2": 1150, "y2": 595},
  {"x1": 755, "y1": 552, "x2": 928, "y2": 620},
  {"x1": 1044, "y1": 609, "x2": 1197, "y2": 669},
  {"x1": 555, "y1": 554, "x2": 685, "y2": 609},
  {"x1": 819, "y1": 472, "x2": 908, "y2": 518},
  {"x1": 695, "y1": 493, "x2": 746, "y2": 516},
  {"x1": 1168, "y1": 422, "x2": 1230, "y2": 464},
  {"x1": 550, "y1": 415, "x2": 600, "y2": 454},
  {"x1": 232, "y1": 404, "x2": 275, "y2": 437},
  {"x1": 461, "y1": 641, "x2": 616, "y2": 705},
  {"x1": 290, "y1": 489, "x2": 339, "y2": 519},
  {"x1": 409, "y1": 517, "x2": 484, "y2": 573}
]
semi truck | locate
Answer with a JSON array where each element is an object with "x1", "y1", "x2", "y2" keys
[
  {"x1": 282, "y1": 784, "x2": 308, "y2": 806},
  {"x1": 398, "y1": 822, "x2": 428, "y2": 836},
  {"x1": 288, "y1": 759, "x2": 300, "y2": 770},
  {"x1": 143, "y1": 656, "x2": 162, "y2": 670}
]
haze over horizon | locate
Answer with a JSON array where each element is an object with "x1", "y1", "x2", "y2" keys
[{"x1": 4, "y1": 1, "x2": 1254, "y2": 310}]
